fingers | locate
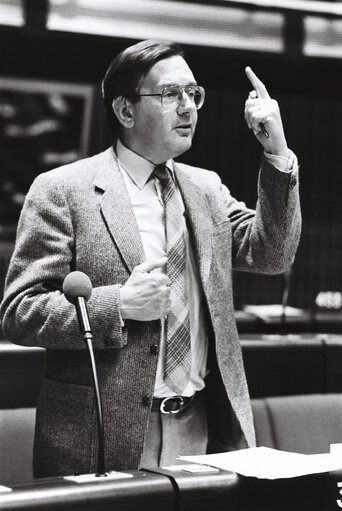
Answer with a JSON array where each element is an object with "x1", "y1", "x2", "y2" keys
[
  {"x1": 136, "y1": 257, "x2": 167, "y2": 273},
  {"x1": 245, "y1": 66, "x2": 270, "y2": 100},
  {"x1": 132, "y1": 258, "x2": 171, "y2": 294},
  {"x1": 245, "y1": 104, "x2": 267, "y2": 135},
  {"x1": 159, "y1": 273, "x2": 171, "y2": 286},
  {"x1": 245, "y1": 67, "x2": 272, "y2": 138},
  {"x1": 245, "y1": 96, "x2": 279, "y2": 137},
  {"x1": 120, "y1": 264, "x2": 171, "y2": 320}
]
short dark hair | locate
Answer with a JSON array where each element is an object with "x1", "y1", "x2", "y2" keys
[{"x1": 102, "y1": 39, "x2": 184, "y2": 133}]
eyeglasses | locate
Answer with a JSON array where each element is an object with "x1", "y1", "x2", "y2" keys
[{"x1": 136, "y1": 85, "x2": 205, "y2": 110}]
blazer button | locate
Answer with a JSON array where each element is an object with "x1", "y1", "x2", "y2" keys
[
  {"x1": 104, "y1": 337, "x2": 114, "y2": 347},
  {"x1": 150, "y1": 344, "x2": 159, "y2": 355},
  {"x1": 142, "y1": 395, "x2": 152, "y2": 406}
]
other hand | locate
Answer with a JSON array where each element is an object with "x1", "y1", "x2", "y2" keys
[{"x1": 120, "y1": 257, "x2": 171, "y2": 321}]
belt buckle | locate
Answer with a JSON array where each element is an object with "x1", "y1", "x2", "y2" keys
[{"x1": 160, "y1": 396, "x2": 184, "y2": 415}]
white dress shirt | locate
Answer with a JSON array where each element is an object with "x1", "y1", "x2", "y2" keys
[{"x1": 116, "y1": 139, "x2": 208, "y2": 397}]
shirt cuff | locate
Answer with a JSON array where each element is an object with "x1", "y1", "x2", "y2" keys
[
  {"x1": 118, "y1": 285, "x2": 125, "y2": 327},
  {"x1": 264, "y1": 149, "x2": 295, "y2": 173}
]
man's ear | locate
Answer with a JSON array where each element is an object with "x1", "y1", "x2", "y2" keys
[{"x1": 112, "y1": 96, "x2": 134, "y2": 128}]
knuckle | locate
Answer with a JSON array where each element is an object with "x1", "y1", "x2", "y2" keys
[
  {"x1": 150, "y1": 279, "x2": 158, "y2": 289},
  {"x1": 271, "y1": 99, "x2": 278, "y2": 109}
]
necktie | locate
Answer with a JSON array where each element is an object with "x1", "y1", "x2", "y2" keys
[{"x1": 154, "y1": 164, "x2": 191, "y2": 394}]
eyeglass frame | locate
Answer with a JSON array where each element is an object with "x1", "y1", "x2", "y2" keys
[{"x1": 135, "y1": 84, "x2": 205, "y2": 110}]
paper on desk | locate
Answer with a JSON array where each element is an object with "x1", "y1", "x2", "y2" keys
[
  {"x1": 179, "y1": 447, "x2": 342, "y2": 479},
  {"x1": 243, "y1": 304, "x2": 305, "y2": 318}
]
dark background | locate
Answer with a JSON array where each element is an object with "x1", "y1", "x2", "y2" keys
[{"x1": 1, "y1": 15, "x2": 342, "y2": 314}]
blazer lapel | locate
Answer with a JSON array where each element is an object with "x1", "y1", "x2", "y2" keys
[
  {"x1": 94, "y1": 148, "x2": 145, "y2": 273},
  {"x1": 174, "y1": 163, "x2": 213, "y2": 288}
]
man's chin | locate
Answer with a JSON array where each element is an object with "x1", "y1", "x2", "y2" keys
[{"x1": 171, "y1": 137, "x2": 193, "y2": 158}]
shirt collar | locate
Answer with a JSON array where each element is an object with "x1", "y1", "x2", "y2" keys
[{"x1": 116, "y1": 138, "x2": 174, "y2": 190}]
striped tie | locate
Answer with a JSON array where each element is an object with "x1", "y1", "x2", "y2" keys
[{"x1": 154, "y1": 165, "x2": 191, "y2": 394}]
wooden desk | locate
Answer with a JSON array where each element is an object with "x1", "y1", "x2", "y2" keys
[
  {"x1": 1, "y1": 467, "x2": 341, "y2": 511},
  {"x1": 0, "y1": 470, "x2": 174, "y2": 511}
]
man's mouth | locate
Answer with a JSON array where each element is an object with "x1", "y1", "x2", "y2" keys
[{"x1": 175, "y1": 123, "x2": 192, "y2": 130}]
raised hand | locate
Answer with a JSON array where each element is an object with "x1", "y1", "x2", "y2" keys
[
  {"x1": 120, "y1": 257, "x2": 171, "y2": 321},
  {"x1": 244, "y1": 66, "x2": 289, "y2": 158}
]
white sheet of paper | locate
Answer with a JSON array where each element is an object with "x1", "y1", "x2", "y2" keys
[
  {"x1": 64, "y1": 471, "x2": 133, "y2": 483},
  {"x1": 243, "y1": 304, "x2": 305, "y2": 318},
  {"x1": 179, "y1": 447, "x2": 342, "y2": 479},
  {"x1": 0, "y1": 485, "x2": 12, "y2": 492}
]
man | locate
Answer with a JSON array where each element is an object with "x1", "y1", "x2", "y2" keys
[{"x1": 0, "y1": 40, "x2": 301, "y2": 477}]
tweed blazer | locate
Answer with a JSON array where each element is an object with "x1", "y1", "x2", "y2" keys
[{"x1": 0, "y1": 147, "x2": 301, "y2": 477}]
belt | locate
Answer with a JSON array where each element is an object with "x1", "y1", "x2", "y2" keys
[{"x1": 151, "y1": 395, "x2": 195, "y2": 415}]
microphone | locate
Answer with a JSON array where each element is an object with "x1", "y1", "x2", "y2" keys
[
  {"x1": 63, "y1": 271, "x2": 93, "y2": 340},
  {"x1": 63, "y1": 271, "x2": 106, "y2": 477}
]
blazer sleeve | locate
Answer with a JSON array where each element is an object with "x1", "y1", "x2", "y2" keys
[
  {"x1": 221, "y1": 153, "x2": 301, "y2": 274},
  {"x1": 0, "y1": 173, "x2": 127, "y2": 350}
]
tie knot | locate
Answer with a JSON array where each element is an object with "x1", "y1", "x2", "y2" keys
[{"x1": 154, "y1": 164, "x2": 171, "y2": 183}]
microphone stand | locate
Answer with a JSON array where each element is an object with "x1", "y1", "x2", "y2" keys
[
  {"x1": 280, "y1": 268, "x2": 291, "y2": 335},
  {"x1": 75, "y1": 298, "x2": 106, "y2": 477}
]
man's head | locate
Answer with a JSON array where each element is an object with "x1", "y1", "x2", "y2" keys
[{"x1": 102, "y1": 40, "x2": 204, "y2": 164}]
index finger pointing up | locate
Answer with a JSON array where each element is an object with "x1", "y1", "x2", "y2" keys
[{"x1": 245, "y1": 66, "x2": 270, "y2": 99}]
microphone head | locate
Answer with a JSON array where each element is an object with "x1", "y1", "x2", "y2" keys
[{"x1": 63, "y1": 271, "x2": 92, "y2": 304}]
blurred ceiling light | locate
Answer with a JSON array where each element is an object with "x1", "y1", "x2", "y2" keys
[
  {"x1": 48, "y1": 0, "x2": 284, "y2": 52},
  {"x1": 304, "y1": 16, "x2": 342, "y2": 58},
  {"x1": 0, "y1": 0, "x2": 24, "y2": 27},
  {"x1": 2, "y1": 0, "x2": 342, "y2": 58},
  {"x1": 225, "y1": 0, "x2": 342, "y2": 17}
]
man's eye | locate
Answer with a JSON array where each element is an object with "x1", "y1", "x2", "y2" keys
[{"x1": 164, "y1": 90, "x2": 178, "y2": 98}]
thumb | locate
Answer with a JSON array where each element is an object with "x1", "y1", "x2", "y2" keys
[{"x1": 135, "y1": 257, "x2": 168, "y2": 273}]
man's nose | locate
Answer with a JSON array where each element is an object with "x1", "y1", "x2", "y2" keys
[{"x1": 177, "y1": 90, "x2": 196, "y2": 113}]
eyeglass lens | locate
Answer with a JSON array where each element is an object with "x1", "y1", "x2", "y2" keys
[{"x1": 161, "y1": 86, "x2": 204, "y2": 109}]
